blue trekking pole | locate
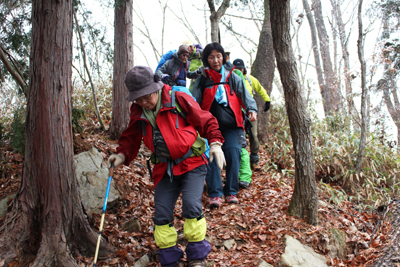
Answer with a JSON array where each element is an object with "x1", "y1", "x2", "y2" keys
[{"x1": 93, "y1": 161, "x2": 114, "y2": 267}]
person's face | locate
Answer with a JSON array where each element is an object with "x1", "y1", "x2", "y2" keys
[
  {"x1": 188, "y1": 45, "x2": 194, "y2": 54},
  {"x1": 179, "y1": 52, "x2": 190, "y2": 63},
  {"x1": 134, "y1": 91, "x2": 159, "y2": 110},
  {"x1": 237, "y1": 68, "x2": 245, "y2": 73},
  {"x1": 207, "y1": 50, "x2": 224, "y2": 72}
]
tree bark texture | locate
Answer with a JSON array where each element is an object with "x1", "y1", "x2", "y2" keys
[
  {"x1": 251, "y1": 0, "x2": 275, "y2": 143},
  {"x1": 109, "y1": 0, "x2": 134, "y2": 140},
  {"x1": 270, "y1": 0, "x2": 318, "y2": 225},
  {"x1": 0, "y1": 1, "x2": 113, "y2": 265},
  {"x1": 207, "y1": 0, "x2": 231, "y2": 43},
  {"x1": 355, "y1": 0, "x2": 367, "y2": 174},
  {"x1": 302, "y1": 0, "x2": 330, "y2": 116},
  {"x1": 312, "y1": 0, "x2": 342, "y2": 113}
]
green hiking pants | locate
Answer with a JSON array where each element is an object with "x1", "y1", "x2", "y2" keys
[{"x1": 239, "y1": 148, "x2": 252, "y2": 183}]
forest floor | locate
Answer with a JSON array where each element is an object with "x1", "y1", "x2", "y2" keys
[{"x1": 0, "y1": 120, "x2": 396, "y2": 267}]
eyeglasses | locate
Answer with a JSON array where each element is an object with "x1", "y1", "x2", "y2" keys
[{"x1": 133, "y1": 93, "x2": 153, "y2": 104}]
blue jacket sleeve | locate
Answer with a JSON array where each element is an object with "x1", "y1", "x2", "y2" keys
[{"x1": 155, "y1": 49, "x2": 176, "y2": 72}]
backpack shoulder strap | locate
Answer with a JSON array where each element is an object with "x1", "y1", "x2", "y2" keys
[{"x1": 246, "y1": 75, "x2": 253, "y2": 89}]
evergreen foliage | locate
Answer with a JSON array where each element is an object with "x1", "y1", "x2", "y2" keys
[
  {"x1": 0, "y1": 0, "x2": 32, "y2": 90},
  {"x1": 72, "y1": 100, "x2": 86, "y2": 133},
  {"x1": 10, "y1": 106, "x2": 26, "y2": 156}
]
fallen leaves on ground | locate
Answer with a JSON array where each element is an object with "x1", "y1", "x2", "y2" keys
[{"x1": 0, "y1": 127, "x2": 392, "y2": 267}]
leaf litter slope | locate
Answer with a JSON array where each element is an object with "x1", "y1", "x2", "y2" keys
[{"x1": 0, "y1": 130, "x2": 391, "y2": 266}]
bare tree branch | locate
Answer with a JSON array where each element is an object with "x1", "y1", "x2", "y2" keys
[
  {"x1": 207, "y1": 0, "x2": 232, "y2": 42},
  {"x1": 158, "y1": 0, "x2": 168, "y2": 54},
  {"x1": 223, "y1": 13, "x2": 263, "y2": 21},
  {"x1": 72, "y1": 63, "x2": 88, "y2": 85},
  {"x1": 167, "y1": 0, "x2": 202, "y2": 45},
  {"x1": 132, "y1": 4, "x2": 161, "y2": 61},
  {"x1": 221, "y1": 19, "x2": 257, "y2": 46},
  {"x1": 207, "y1": 0, "x2": 216, "y2": 13},
  {"x1": 133, "y1": 43, "x2": 151, "y2": 67},
  {"x1": 73, "y1": 8, "x2": 106, "y2": 131},
  {"x1": 0, "y1": 44, "x2": 27, "y2": 96},
  {"x1": 248, "y1": 0, "x2": 262, "y2": 32}
]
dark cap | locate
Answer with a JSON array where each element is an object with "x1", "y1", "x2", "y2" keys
[
  {"x1": 124, "y1": 66, "x2": 164, "y2": 101},
  {"x1": 232, "y1": 58, "x2": 245, "y2": 69}
]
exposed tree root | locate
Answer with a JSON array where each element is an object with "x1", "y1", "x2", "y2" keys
[
  {"x1": 30, "y1": 237, "x2": 79, "y2": 267},
  {"x1": 0, "y1": 196, "x2": 114, "y2": 266}
]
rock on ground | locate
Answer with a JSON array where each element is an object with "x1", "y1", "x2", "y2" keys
[
  {"x1": 74, "y1": 147, "x2": 120, "y2": 213},
  {"x1": 280, "y1": 234, "x2": 328, "y2": 267}
]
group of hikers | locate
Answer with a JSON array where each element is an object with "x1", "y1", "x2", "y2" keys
[{"x1": 108, "y1": 40, "x2": 271, "y2": 267}]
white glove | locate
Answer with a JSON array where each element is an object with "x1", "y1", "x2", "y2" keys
[
  {"x1": 209, "y1": 141, "x2": 226, "y2": 170},
  {"x1": 108, "y1": 153, "x2": 125, "y2": 168}
]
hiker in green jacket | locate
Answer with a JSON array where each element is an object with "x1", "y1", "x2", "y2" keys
[
  {"x1": 233, "y1": 59, "x2": 271, "y2": 179},
  {"x1": 182, "y1": 40, "x2": 204, "y2": 92}
]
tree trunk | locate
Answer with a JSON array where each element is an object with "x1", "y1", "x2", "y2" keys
[
  {"x1": 109, "y1": 0, "x2": 134, "y2": 140},
  {"x1": 207, "y1": 0, "x2": 231, "y2": 43},
  {"x1": 251, "y1": 0, "x2": 275, "y2": 143},
  {"x1": 330, "y1": 0, "x2": 359, "y2": 123},
  {"x1": 355, "y1": 0, "x2": 367, "y2": 174},
  {"x1": 382, "y1": 85, "x2": 400, "y2": 150},
  {"x1": 380, "y1": 19, "x2": 400, "y2": 150},
  {"x1": 0, "y1": 1, "x2": 113, "y2": 265},
  {"x1": 302, "y1": 0, "x2": 330, "y2": 116},
  {"x1": 270, "y1": 0, "x2": 318, "y2": 225},
  {"x1": 312, "y1": 0, "x2": 342, "y2": 113}
]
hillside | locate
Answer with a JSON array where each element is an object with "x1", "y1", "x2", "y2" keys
[{"x1": 0, "y1": 120, "x2": 394, "y2": 267}]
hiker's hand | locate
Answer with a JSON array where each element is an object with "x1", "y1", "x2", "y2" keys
[
  {"x1": 161, "y1": 74, "x2": 169, "y2": 83},
  {"x1": 264, "y1": 101, "x2": 270, "y2": 112},
  {"x1": 248, "y1": 112, "x2": 257, "y2": 122},
  {"x1": 209, "y1": 141, "x2": 225, "y2": 170},
  {"x1": 196, "y1": 66, "x2": 205, "y2": 75},
  {"x1": 108, "y1": 153, "x2": 125, "y2": 168}
]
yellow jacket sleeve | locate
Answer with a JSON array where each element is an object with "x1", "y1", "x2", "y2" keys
[{"x1": 246, "y1": 75, "x2": 271, "y2": 102}]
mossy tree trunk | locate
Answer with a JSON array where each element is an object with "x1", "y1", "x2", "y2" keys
[
  {"x1": 269, "y1": 0, "x2": 318, "y2": 225},
  {"x1": 0, "y1": 1, "x2": 113, "y2": 265}
]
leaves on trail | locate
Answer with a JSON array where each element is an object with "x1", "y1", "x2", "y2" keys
[{"x1": 0, "y1": 122, "x2": 392, "y2": 266}]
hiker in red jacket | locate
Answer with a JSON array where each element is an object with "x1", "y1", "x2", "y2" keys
[
  {"x1": 188, "y1": 42, "x2": 258, "y2": 208},
  {"x1": 108, "y1": 66, "x2": 225, "y2": 267}
]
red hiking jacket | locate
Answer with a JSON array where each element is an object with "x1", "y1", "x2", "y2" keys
[
  {"x1": 200, "y1": 68, "x2": 246, "y2": 130},
  {"x1": 117, "y1": 85, "x2": 224, "y2": 187}
]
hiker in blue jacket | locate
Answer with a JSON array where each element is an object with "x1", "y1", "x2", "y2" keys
[
  {"x1": 155, "y1": 40, "x2": 203, "y2": 73},
  {"x1": 156, "y1": 45, "x2": 191, "y2": 87}
]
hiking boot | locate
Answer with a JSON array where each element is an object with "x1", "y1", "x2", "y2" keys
[
  {"x1": 226, "y1": 195, "x2": 238, "y2": 204},
  {"x1": 239, "y1": 181, "x2": 250, "y2": 189},
  {"x1": 188, "y1": 259, "x2": 206, "y2": 267},
  {"x1": 251, "y1": 162, "x2": 261, "y2": 171},
  {"x1": 209, "y1": 197, "x2": 222, "y2": 208}
]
